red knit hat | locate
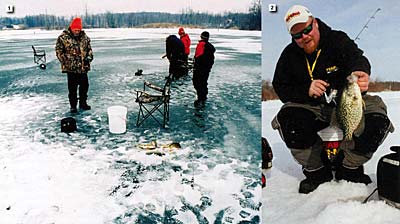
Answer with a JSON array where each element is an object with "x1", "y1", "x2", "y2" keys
[
  {"x1": 70, "y1": 17, "x2": 82, "y2": 30},
  {"x1": 178, "y1": 27, "x2": 185, "y2": 35}
]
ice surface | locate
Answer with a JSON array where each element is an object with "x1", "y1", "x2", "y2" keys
[{"x1": 0, "y1": 28, "x2": 261, "y2": 223}]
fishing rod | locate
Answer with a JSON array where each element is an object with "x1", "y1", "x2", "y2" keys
[
  {"x1": 354, "y1": 8, "x2": 381, "y2": 41},
  {"x1": 354, "y1": 8, "x2": 384, "y2": 204},
  {"x1": 324, "y1": 8, "x2": 381, "y2": 105}
]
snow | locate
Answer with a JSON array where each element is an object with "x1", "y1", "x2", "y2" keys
[{"x1": 262, "y1": 91, "x2": 400, "y2": 223}]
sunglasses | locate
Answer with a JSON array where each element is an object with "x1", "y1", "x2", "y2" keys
[{"x1": 291, "y1": 20, "x2": 314, "y2": 39}]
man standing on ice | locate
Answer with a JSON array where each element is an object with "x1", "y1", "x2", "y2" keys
[
  {"x1": 193, "y1": 31, "x2": 215, "y2": 107},
  {"x1": 56, "y1": 17, "x2": 93, "y2": 113},
  {"x1": 164, "y1": 35, "x2": 185, "y2": 79},
  {"x1": 271, "y1": 5, "x2": 393, "y2": 194},
  {"x1": 178, "y1": 27, "x2": 191, "y2": 76}
]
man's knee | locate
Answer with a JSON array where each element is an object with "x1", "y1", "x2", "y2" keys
[
  {"x1": 277, "y1": 107, "x2": 321, "y2": 149},
  {"x1": 354, "y1": 113, "x2": 392, "y2": 154}
]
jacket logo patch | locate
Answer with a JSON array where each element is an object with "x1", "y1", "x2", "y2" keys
[{"x1": 326, "y1": 66, "x2": 339, "y2": 74}]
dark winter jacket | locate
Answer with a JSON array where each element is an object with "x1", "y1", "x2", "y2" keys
[
  {"x1": 272, "y1": 18, "x2": 371, "y2": 104},
  {"x1": 55, "y1": 28, "x2": 93, "y2": 74},
  {"x1": 166, "y1": 35, "x2": 185, "y2": 62},
  {"x1": 194, "y1": 40, "x2": 215, "y2": 72}
]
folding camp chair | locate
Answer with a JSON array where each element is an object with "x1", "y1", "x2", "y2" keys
[
  {"x1": 32, "y1": 45, "x2": 46, "y2": 69},
  {"x1": 136, "y1": 73, "x2": 172, "y2": 128}
]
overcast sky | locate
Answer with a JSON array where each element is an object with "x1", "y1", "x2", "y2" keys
[
  {"x1": 262, "y1": 0, "x2": 400, "y2": 81},
  {"x1": 1, "y1": 0, "x2": 254, "y2": 17}
]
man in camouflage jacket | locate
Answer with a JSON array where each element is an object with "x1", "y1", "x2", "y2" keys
[{"x1": 56, "y1": 17, "x2": 93, "y2": 113}]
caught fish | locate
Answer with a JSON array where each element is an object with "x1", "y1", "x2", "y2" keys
[
  {"x1": 336, "y1": 73, "x2": 364, "y2": 140},
  {"x1": 162, "y1": 142, "x2": 181, "y2": 149},
  {"x1": 138, "y1": 141, "x2": 181, "y2": 153},
  {"x1": 137, "y1": 140, "x2": 157, "y2": 150}
]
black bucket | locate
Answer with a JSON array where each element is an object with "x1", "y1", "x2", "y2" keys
[
  {"x1": 61, "y1": 117, "x2": 77, "y2": 133},
  {"x1": 377, "y1": 146, "x2": 400, "y2": 209}
]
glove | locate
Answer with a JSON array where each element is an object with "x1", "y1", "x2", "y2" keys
[{"x1": 84, "y1": 55, "x2": 93, "y2": 62}]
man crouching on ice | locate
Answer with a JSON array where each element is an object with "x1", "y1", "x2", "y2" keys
[{"x1": 271, "y1": 5, "x2": 394, "y2": 194}]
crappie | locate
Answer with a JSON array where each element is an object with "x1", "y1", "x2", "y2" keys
[{"x1": 336, "y1": 73, "x2": 364, "y2": 140}]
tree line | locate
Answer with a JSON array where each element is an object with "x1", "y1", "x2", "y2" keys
[{"x1": 1, "y1": 1, "x2": 261, "y2": 30}]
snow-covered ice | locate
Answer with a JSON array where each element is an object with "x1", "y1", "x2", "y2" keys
[{"x1": 262, "y1": 92, "x2": 400, "y2": 224}]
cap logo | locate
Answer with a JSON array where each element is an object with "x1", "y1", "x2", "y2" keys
[{"x1": 286, "y1": 11, "x2": 300, "y2": 22}]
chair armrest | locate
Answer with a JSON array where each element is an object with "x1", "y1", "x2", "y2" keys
[
  {"x1": 32, "y1": 46, "x2": 45, "y2": 56},
  {"x1": 144, "y1": 81, "x2": 164, "y2": 92},
  {"x1": 136, "y1": 90, "x2": 146, "y2": 96},
  {"x1": 36, "y1": 50, "x2": 46, "y2": 55},
  {"x1": 136, "y1": 90, "x2": 164, "y2": 103}
]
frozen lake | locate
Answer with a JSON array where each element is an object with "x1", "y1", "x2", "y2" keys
[{"x1": 0, "y1": 28, "x2": 261, "y2": 223}]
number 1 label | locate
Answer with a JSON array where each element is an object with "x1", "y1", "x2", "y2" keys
[{"x1": 6, "y1": 5, "x2": 15, "y2": 13}]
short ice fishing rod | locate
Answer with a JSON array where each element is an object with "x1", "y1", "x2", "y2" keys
[{"x1": 354, "y1": 8, "x2": 381, "y2": 41}]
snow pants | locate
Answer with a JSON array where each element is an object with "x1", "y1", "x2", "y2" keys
[
  {"x1": 67, "y1": 72, "x2": 89, "y2": 108},
  {"x1": 271, "y1": 95, "x2": 394, "y2": 170},
  {"x1": 169, "y1": 60, "x2": 185, "y2": 80},
  {"x1": 192, "y1": 68, "x2": 210, "y2": 101}
]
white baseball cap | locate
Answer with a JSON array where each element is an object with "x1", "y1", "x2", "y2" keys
[{"x1": 284, "y1": 5, "x2": 312, "y2": 32}]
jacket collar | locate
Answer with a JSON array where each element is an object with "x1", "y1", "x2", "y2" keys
[{"x1": 66, "y1": 28, "x2": 84, "y2": 39}]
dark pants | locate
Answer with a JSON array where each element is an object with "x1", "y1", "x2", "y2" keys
[
  {"x1": 277, "y1": 107, "x2": 329, "y2": 150},
  {"x1": 67, "y1": 72, "x2": 89, "y2": 108},
  {"x1": 182, "y1": 55, "x2": 189, "y2": 76},
  {"x1": 192, "y1": 68, "x2": 210, "y2": 101},
  {"x1": 169, "y1": 59, "x2": 185, "y2": 79},
  {"x1": 273, "y1": 100, "x2": 393, "y2": 169}
]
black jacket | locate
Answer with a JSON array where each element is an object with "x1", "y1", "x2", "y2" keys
[
  {"x1": 166, "y1": 35, "x2": 185, "y2": 62},
  {"x1": 194, "y1": 40, "x2": 215, "y2": 72},
  {"x1": 272, "y1": 18, "x2": 371, "y2": 104}
]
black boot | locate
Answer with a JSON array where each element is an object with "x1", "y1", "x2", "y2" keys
[
  {"x1": 70, "y1": 107, "x2": 78, "y2": 113},
  {"x1": 335, "y1": 164, "x2": 372, "y2": 184},
  {"x1": 194, "y1": 99, "x2": 205, "y2": 107},
  {"x1": 299, "y1": 166, "x2": 333, "y2": 194},
  {"x1": 69, "y1": 98, "x2": 78, "y2": 113},
  {"x1": 79, "y1": 101, "x2": 91, "y2": 110}
]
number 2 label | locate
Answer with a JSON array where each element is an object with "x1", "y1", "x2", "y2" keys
[{"x1": 269, "y1": 4, "x2": 277, "y2": 12}]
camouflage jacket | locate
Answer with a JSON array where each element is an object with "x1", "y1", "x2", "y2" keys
[{"x1": 55, "y1": 29, "x2": 93, "y2": 74}]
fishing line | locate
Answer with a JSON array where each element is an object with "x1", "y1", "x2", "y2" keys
[
  {"x1": 354, "y1": 8, "x2": 381, "y2": 41},
  {"x1": 363, "y1": 187, "x2": 378, "y2": 203},
  {"x1": 355, "y1": 9, "x2": 381, "y2": 205}
]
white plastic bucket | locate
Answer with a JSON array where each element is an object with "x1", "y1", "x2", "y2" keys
[{"x1": 107, "y1": 106, "x2": 127, "y2": 134}]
